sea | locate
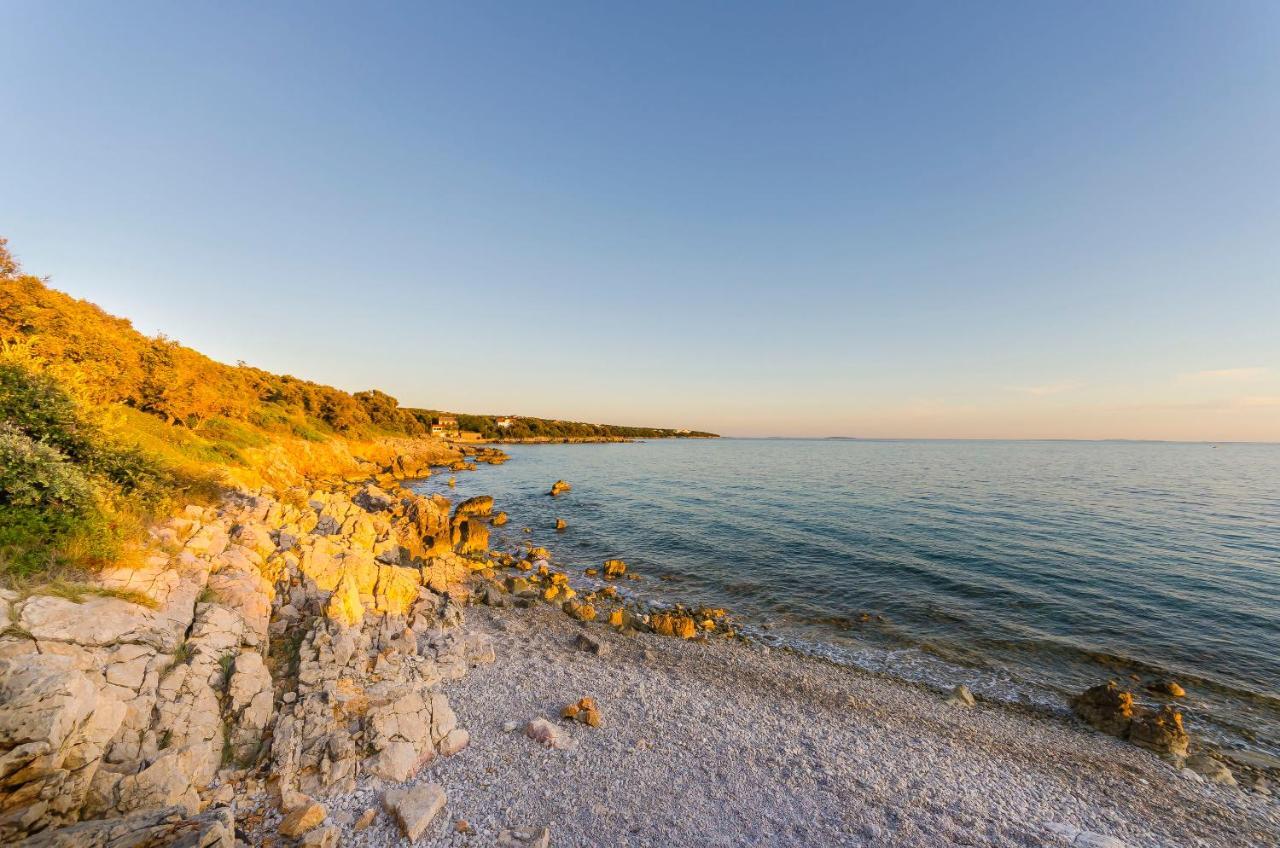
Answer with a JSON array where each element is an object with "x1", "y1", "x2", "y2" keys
[{"x1": 411, "y1": 438, "x2": 1280, "y2": 757}]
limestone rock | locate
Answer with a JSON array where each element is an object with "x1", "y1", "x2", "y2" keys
[
  {"x1": 602, "y1": 559, "x2": 626, "y2": 579},
  {"x1": 946, "y1": 684, "x2": 976, "y2": 707},
  {"x1": 0, "y1": 655, "x2": 126, "y2": 839},
  {"x1": 497, "y1": 826, "x2": 552, "y2": 848},
  {"x1": 12, "y1": 805, "x2": 234, "y2": 848},
  {"x1": 383, "y1": 783, "x2": 447, "y2": 842},
  {"x1": 354, "y1": 484, "x2": 395, "y2": 513},
  {"x1": 324, "y1": 572, "x2": 364, "y2": 629},
  {"x1": 279, "y1": 801, "x2": 327, "y2": 837},
  {"x1": 454, "y1": 495, "x2": 494, "y2": 517},
  {"x1": 1185, "y1": 753, "x2": 1236, "y2": 785},
  {"x1": 526, "y1": 718, "x2": 572, "y2": 750},
  {"x1": 439, "y1": 728, "x2": 470, "y2": 756},
  {"x1": 549, "y1": 480, "x2": 571, "y2": 496}
]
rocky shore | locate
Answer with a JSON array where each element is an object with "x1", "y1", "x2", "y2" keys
[{"x1": 1, "y1": 445, "x2": 1277, "y2": 847}]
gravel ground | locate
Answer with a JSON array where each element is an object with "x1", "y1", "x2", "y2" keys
[{"x1": 324, "y1": 603, "x2": 1280, "y2": 848}]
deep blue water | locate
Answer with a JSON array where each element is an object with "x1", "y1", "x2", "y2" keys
[{"x1": 413, "y1": 439, "x2": 1280, "y2": 755}]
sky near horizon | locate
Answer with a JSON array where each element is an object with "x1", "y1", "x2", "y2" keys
[{"x1": 2, "y1": 2, "x2": 1278, "y2": 441}]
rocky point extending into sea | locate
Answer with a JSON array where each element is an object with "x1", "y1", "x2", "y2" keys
[{"x1": 0, "y1": 438, "x2": 1276, "y2": 847}]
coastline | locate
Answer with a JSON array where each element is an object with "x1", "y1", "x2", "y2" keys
[
  {"x1": 290, "y1": 601, "x2": 1279, "y2": 847},
  {"x1": 2, "y1": 440, "x2": 1276, "y2": 847}
]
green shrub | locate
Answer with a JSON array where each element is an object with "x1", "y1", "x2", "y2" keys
[
  {"x1": 0, "y1": 364, "x2": 93, "y2": 460},
  {"x1": 0, "y1": 425, "x2": 97, "y2": 575}
]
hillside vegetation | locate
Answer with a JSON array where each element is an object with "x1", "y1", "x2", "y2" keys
[
  {"x1": 418, "y1": 411, "x2": 718, "y2": 441},
  {"x1": 0, "y1": 237, "x2": 709, "y2": 579}
]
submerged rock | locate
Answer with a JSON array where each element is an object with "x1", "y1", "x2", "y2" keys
[
  {"x1": 549, "y1": 480, "x2": 572, "y2": 496},
  {"x1": 1147, "y1": 679, "x2": 1186, "y2": 698}
]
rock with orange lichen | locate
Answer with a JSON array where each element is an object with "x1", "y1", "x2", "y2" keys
[
  {"x1": 1071, "y1": 682, "x2": 1135, "y2": 737},
  {"x1": 602, "y1": 559, "x2": 627, "y2": 579},
  {"x1": 563, "y1": 600, "x2": 597, "y2": 622},
  {"x1": 651, "y1": 611, "x2": 697, "y2": 639},
  {"x1": 561, "y1": 697, "x2": 602, "y2": 728}
]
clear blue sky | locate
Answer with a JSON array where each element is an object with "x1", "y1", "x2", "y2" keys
[{"x1": 3, "y1": 2, "x2": 1278, "y2": 439}]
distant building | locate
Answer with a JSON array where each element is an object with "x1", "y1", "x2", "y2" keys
[
  {"x1": 496, "y1": 416, "x2": 516, "y2": 430},
  {"x1": 430, "y1": 415, "x2": 459, "y2": 437}
]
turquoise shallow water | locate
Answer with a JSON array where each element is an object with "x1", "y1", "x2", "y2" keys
[{"x1": 413, "y1": 438, "x2": 1280, "y2": 755}]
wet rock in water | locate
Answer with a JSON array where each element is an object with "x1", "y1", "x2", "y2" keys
[
  {"x1": 575, "y1": 632, "x2": 611, "y2": 656},
  {"x1": 454, "y1": 495, "x2": 494, "y2": 518},
  {"x1": 1071, "y1": 682, "x2": 1135, "y2": 738},
  {"x1": 651, "y1": 611, "x2": 697, "y2": 639},
  {"x1": 555, "y1": 518, "x2": 567, "y2": 531},
  {"x1": 1147, "y1": 679, "x2": 1186, "y2": 698},
  {"x1": 497, "y1": 826, "x2": 552, "y2": 848},
  {"x1": 526, "y1": 718, "x2": 573, "y2": 750},
  {"x1": 1128, "y1": 704, "x2": 1189, "y2": 758},
  {"x1": 1185, "y1": 753, "x2": 1236, "y2": 786},
  {"x1": 384, "y1": 782, "x2": 447, "y2": 842},
  {"x1": 602, "y1": 559, "x2": 627, "y2": 579},
  {"x1": 549, "y1": 480, "x2": 572, "y2": 496},
  {"x1": 492, "y1": 511, "x2": 509, "y2": 526},
  {"x1": 946, "y1": 684, "x2": 976, "y2": 707},
  {"x1": 279, "y1": 801, "x2": 327, "y2": 837}
]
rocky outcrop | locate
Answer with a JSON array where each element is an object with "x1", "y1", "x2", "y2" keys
[
  {"x1": 549, "y1": 480, "x2": 571, "y2": 496},
  {"x1": 1071, "y1": 682, "x2": 1189, "y2": 758},
  {"x1": 0, "y1": 452, "x2": 500, "y2": 844},
  {"x1": 13, "y1": 806, "x2": 234, "y2": 848}
]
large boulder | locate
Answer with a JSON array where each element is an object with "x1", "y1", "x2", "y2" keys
[
  {"x1": 1128, "y1": 705, "x2": 1189, "y2": 758},
  {"x1": 1071, "y1": 682, "x2": 1135, "y2": 737},
  {"x1": 453, "y1": 495, "x2": 494, "y2": 518},
  {"x1": 1071, "y1": 682, "x2": 1190, "y2": 758},
  {"x1": 399, "y1": 494, "x2": 452, "y2": 560}
]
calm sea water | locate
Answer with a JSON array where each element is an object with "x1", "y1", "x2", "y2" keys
[{"x1": 413, "y1": 439, "x2": 1280, "y2": 755}]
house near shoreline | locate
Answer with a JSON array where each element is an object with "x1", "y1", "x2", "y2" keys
[
  {"x1": 430, "y1": 415, "x2": 459, "y2": 437},
  {"x1": 496, "y1": 416, "x2": 516, "y2": 429}
]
